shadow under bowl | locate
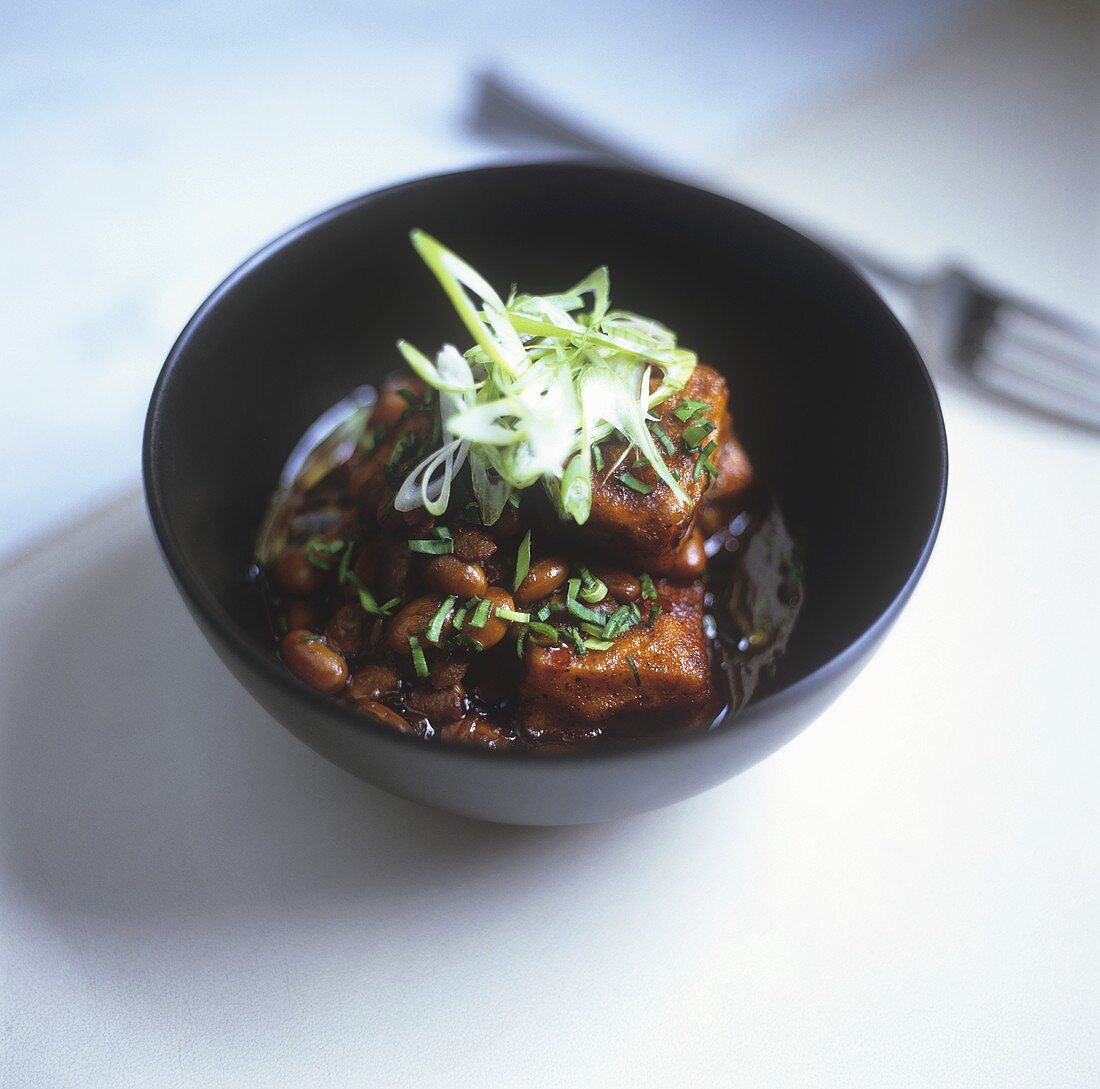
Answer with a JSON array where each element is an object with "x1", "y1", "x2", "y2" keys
[{"x1": 143, "y1": 162, "x2": 947, "y2": 825}]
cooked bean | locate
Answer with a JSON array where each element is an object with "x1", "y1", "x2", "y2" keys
[
  {"x1": 348, "y1": 663, "x2": 401, "y2": 703},
  {"x1": 485, "y1": 503, "x2": 520, "y2": 539},
  {"x1": 272, "y1": 546, "x2": 327, "y2": 596},
  {"x1": 592, "y1": 566, "x2": 641, "y2": 604},
  {"x1": 386, "y1": 594, "x2": 449, "y2": 653},
  {"x1": 514, "y1": 556, "x2": 569, "y2": 608},
  {"x1": 281, "y1": 630, "x2": 348, "y2": 694},
  {"x1": 406, "y1": 683, "x2": 467, "y2": 725},
  {"x1": 377, "y1": 537, "x2": 412, "y2": 602},
  {"x1": 440, "y1": 715, "x2": 513, "y2": 750},
  {"x1": 423, "y1": 555, "x2": 488, "y2": 599},
  {"x1": 452, "y1": 527, "x2": 497, "y2": 563},
  {"x1": 428, "y1": 653, "x2": 470, "y2": 690},
  {"x1": 357, "y1": 700, "x2": 417, "y2": 734},
  {"x1": 463, "y1": 587, "x2": 515, "y2": 650},
  {"x1": 324, "y1": 603, "x2": 371, "y2": 657}
]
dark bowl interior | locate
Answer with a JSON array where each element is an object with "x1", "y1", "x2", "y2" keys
[{"x1": 144, "y1": 162, "x2": 946, "y2": 824}]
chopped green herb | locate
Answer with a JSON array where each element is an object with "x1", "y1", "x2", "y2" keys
[
  {"x1": 576, "y1": 565, "x2": 608, "y2": 604},
  {"x1": 565, "y1": 579, "x2": 606, "y2": 624},
  {"x1": 301, "y1": 634, "x2": 326, "y2": 644},
  {"x1": 592, "y1": 444, "x2": 605, "y2": 473},
  {"x1": 516, "y1": 635, "x2": 526, "y2": 659},
  {"x1": 651, "y1": 422, "x2": 676, "y2": 456},
  {"x1": 352, "y1": 577, "x2": 400, "y2": 618},
  {"x1": 386, "y1": 430, "x2": 419, "y2": 472},
  {"x1": 467, "y1": 597, "x2": 492, "y2": 629},
  {"x1": 495, "y1": 606, "x2": 530, "y2": 624},
  {"x1": 426, "y1": 595, "x2": 457, "y2": 645},
  {"x1": 528, "y1": 621, "x2": 559, "y2": 642},
  {"x1": 674, "y1": 399, "x2": 709, "y2": 422},
  {"x1": 693, "y1": 439, "x2": 718, "y2": 481},
  {"x1": 408, "y1": 537, "x2": 454, "y2": 555},
  {"x1": 682, "y1": 419, "x2": 716, "y2": 449},
  {"x1": 626, "y1": 654, "x2": 642, "y2": 687},
  {"x1": 640, "y1": 572, "x2": 657, "y2": 599},
  {"x1": 304, "y1": 537, "x2": 345, "y2": 570},
  {"x1": 513, "y1": 530, "x2": 532, "y2": 591},
  {"x1": 565, "y1": 626, "x2": 587, "y2": 656},
  {"x1": 536, "y1": 604, "x2": 552, "y2": 622},
  {"x1": 408, "y1": 636, "x2": 428, "y2": 678},
  {"x1": 337, "y1": 541, "x2": 354, "y2": 583},
  {"x1": 451, "y1": 605, "x2": 468, "y2": 630},
  {"x1": 583, "y1": 638, "x2": 614, "y2": 652},
  {"x1": 647, "y1": 603, "x2": 662, "y2": 627},
  {"x1": 604, "y1": 604, "x2": 639, "y2": 639},
  {"x1": 619, "y1": 472, "x2": 653, "y2": 495}
]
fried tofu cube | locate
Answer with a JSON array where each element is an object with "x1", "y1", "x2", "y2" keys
[
  {"x1": 576, "y1": 364, "x2": 753, "y2": 574},
  {"x1": 517, "y1": 580, "x2": 715, "y2": 741}
]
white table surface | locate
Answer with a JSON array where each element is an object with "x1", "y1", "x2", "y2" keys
[{"x1": 3, "y1": 2, "x2": 1099, "y2": 1086}]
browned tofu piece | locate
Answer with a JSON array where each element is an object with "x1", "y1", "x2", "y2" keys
[
  {"x1": 517, "y1": 580, "x2": 716, "y2": 742},
  {"x1": 575, "y1": 364, "x2": 753, "y2": 574}
]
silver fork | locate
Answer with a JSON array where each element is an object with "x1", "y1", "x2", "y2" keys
[{"x1": 470, "y1": 70, "x2": 1100, "y2": 433}]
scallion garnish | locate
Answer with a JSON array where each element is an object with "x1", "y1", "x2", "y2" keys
[
  {"x1": 536, "y1": 604, "x2": 552, "y2": 622},
  {"x1": 681, "y1": 418, "x2": 716, "y2": 449},
  {"x1": 528, "y1": 621, "x2": 559, "y2": 642},
  {"x1": 619, "y1": 472, "x2": 653, "y2": 495},
  {"x1": 639, "y1": 572, "x2": 657, "y2": 599},
  {"x1": 304, "y1": 537, "x2": 345, "y2": 570},
  {"x1": 386, "y1": 430, "x2": 420, "y2": 473},
  {"x1": 426, "y1": 595, "x2": 457, "y2": 645},
  {"x1": 647, "y1": 603, "x2": 662, "y2": 627},
  {"x1": 565, "y1": 626, "x2": 587, "y2": 656},
  {"x1": 495, "y1": 606, "x2": 530, "y2": 624},
  {"x1": 452, "y1": 605, "x2": 468, "y2": 630},
  {"x1": 301, "y1": 634, "x2": 325, "y2": 644},
  {"x1": 337, "y1": 541, "x2": 354, "y2": 583},
  {"x1": 592, "y1": 444, "x2": 604, "y2": 473},
  {"x1": 694, "y1": 439, "x2": 719, "y2": 481},
  {"x1": 407, "y1": 536, "x2": 454, "y2": 555},
  {"x1": 565, "y1": 579, "x2": 606, "y2": 624},
  {"x1": 626, "y1": 654, "x2": 642, "y2": 687},
  {"x1": 651, "y1": 422, "x2": 676, "y2": 456},
  {"x1": 674, "y1": 399, "x2": 709, "y2": 422},
  {"x1": 576, "y1": 565, "x2": 608, "y2": 604},
  {"x1": 352, "y1": 577, "x2": 400, "y2": 619},
  {"x1": 391, "y1": 231, "x2": 697, "y2": 526},
  {"x1": 408, "y1": 635, "x2": 429, "y2": 678},
  {"x1": 513, "y1": 530, "x2": 532, "y2": 591},
  {"x1": 583, "y1": 638, "x2": 614, "y2": 652},
  {"x1": 467, "y1": 597, "x2": 492, "y2": 629}
]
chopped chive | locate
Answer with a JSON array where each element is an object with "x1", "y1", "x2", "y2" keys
[
  {"x1": 583, "y1": 638, "x2": 614, "y2": 652},
  {"x1": 619, "y1": 472, "x2": 653, "y2": 495},
  {"x1": 670, "y1": 469, "x2": 681, "y2": 481},
  {"x1": 513, "y1": 530, "x2": 532, "y2": 591},
  {"x1": 651, "y1": 422, "x2": 676, "y2": 456},
  {"x1": 682, "y1": 419, "x2": 716, "y2": 449},
  {"x1": 451, "y1": 605, "x2": 468, "y2": 630},
  {"x1": 536, "y1": 604, "x2": 552, "y2": 622},
  {"x1": 304, "y1": 537, "x2": 345, "y2": 570},
  {"x1": 337, "y1": 541, "x2": 354, "y2": 583},
  {"x1": 576, "y1": 565, "x2": 608, "y2": 604},
  {"x1": 640, "y1": 573, "x2": 657, "y2": 599},
  {"x1": 604, "y1": 604, "x2": 639, "y2": 639},
  {"x1": 453, "y1": 633, "x2": 483, "y2": 653},
  {"x1": 301, "y1": 634, "x2": 325, "y2": 644},
  {"x1": 626, "y1": 654, "x2": 642, "y2": 687},
  {"x1": 495, "y1": 606, "x2": 530, "y2": 624},
  {"x1": 565, "y1": 626, "x2": 587, "y2": 656},
  {"x1": 592, "y1": 444, "x2": 605, "y2": 473},
  {"x1": 352, "y1": 578, "x2": 399, "y2": 618},
  {"x1": 516, "y1": 635, "x2": 525, "y2": 659},
  {"x1": 580, "y1": 621, "x2": 607, "y2": 638},
  {"x1": 565, "y1": 579, "x2": 605, "y2": 624},
  {"x1": 674, "y1": 399, "x2": 709, "y2": 422},
  {"x1": 507, "y1": 491, "x2": 521, "y2": 509},
  {"x1": 431, "y1": 526, "x2": 453, "y2": 542},
  {"x1": 426, "y1": 595, "x2": 457, "y2": 645},
  {"x1": 408, "y1": 537, "x2": 454, "y2": 555},
  {"x1": 647, "y1": 603, "x2": 662, "y2": 627},
  {"x1": 467, "y1": 597, "x2": 492, "y2": 629},
  {"x1": 408, "y1": 636, "x2": 428, "y2": 678},
  {"x1": 528, "y1": 621, "x2": 559, "y2": 642},
  {"x1": 693, "y1": 439, "x2": 718, "y2": 481}
]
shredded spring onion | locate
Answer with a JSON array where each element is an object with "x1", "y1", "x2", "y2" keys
[
  {"x1": 426, "y1": 595, "x2": 457, "y2": 645},
  {"x1": 408, "y1": 635, "x2": 429, "y2": 678},
  {"x1": 393, "y1": 231, "x2": 698, "y2": 524},
  {"x1": 513, "y1": 530, "x2": 532, "y2": 591}
]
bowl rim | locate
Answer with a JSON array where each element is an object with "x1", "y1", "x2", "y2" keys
[{"x1": 143, "y1": 159, "x2": 948, "y2": 768}]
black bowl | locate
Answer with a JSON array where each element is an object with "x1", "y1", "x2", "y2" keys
[{"x1": 143, "y1": 162, "x2": 946, "y2": 825}]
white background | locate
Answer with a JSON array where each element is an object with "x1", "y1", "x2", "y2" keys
[{"x1": 2, "y1": 1, "x2": 1098, "y2": 1086}]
